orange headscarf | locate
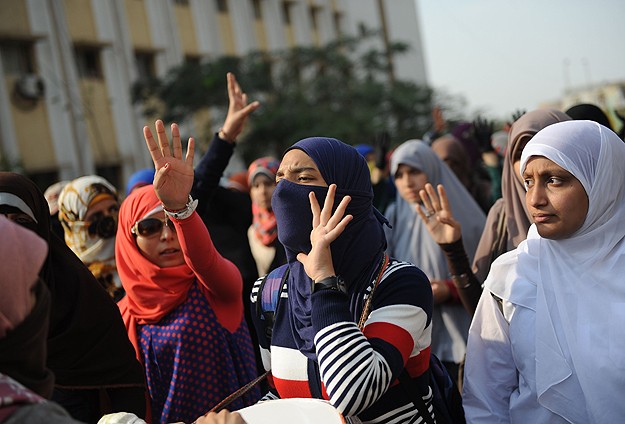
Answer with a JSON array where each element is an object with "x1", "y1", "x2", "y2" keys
[{"x1": 115, "y1": 185, "x2": 195, "y2": 357}]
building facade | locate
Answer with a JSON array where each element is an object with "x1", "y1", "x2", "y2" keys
[{"x1": 0, "y1": 0, "x2": 428, "y2": 191}]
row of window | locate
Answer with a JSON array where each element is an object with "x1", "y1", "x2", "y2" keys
[{"x1": 0, "y1": 42, "x2": 153, "y2": 81}]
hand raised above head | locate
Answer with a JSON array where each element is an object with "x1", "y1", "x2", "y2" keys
[
  {"x1": 296, "y1": 184, "x2": 353, "y2": 283},
  {"x1": 416, "y1": 183, "x2": 462, "y2": 245},
  {"x1": 219, "y1": 72, "x2": 261, "y2": 143},
  {"x1": 143, "y1": 120, "x2": 195, "y2": 210}
]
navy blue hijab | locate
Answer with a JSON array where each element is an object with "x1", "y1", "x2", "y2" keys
[{"x1": 271, "y1": 137, "x2": 388, "y2": 358}]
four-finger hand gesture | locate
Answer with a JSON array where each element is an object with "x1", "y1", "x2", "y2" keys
[
  {"x1": 296, "y1": 184, "x2": 353, "y2": 283},
  {"x1": 220, "y1": 72, "x2": 260, "y2": 143},
  {"x1": 144, "y1": 120, "x2": 195, "y2": 210},
  {"x1": 416, "y1": 183, "x2": 462, "y2": 245}
]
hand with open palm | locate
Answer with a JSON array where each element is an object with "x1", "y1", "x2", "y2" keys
[
  {"x1": 416, "y1": 183, "x2": 462, "y2": 245},
  {"x1": 296, "y1": 184, "x2": 353, "y2": 283},
  {"x1": 143, "y1": 120, "x2": 195, "y2": 211}
]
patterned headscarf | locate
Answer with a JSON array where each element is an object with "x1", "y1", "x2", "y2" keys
[
  {"x1": 247, "y1": 157, "x2": 280, "y2": 246},
  {"x1": 58, "y1": 175, "x2": 121, "y2": 297}
]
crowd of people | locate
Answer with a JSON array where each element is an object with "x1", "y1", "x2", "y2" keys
[{"x1": 2, "y1": 67, "x2": 625, "y2": 424}]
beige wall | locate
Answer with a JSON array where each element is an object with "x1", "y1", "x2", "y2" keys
[
  {"x1": 254, "y1": 21, "x2": 268, "y2": 52},
  {"x1": 5, "y1": 75, "x2": 58, "y2": 170},
  {"x1": 0, "y1": 0, "x2": 30, "y2": 36},
  {"x1": 173, "y1": 2, "x2": 199, "y2": 56},
  {"x1": 124, "y1": 0, "x2": 152, "y2": 49},
  {"x1": 217, "y1": 14, "x2": 236, "y2": 55},
  {"x1": 78, "y1": 80, "x2": 120, "y2": 164},
  {"x1": 63, "y1": 0, "x2": 98, "y2": 42}
]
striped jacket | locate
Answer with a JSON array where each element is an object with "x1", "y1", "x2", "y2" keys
[{"x1": 250, "y1": 258, "x2": 434, "y2": 423}]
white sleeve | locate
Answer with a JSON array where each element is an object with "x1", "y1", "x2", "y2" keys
[{"x1": 462, "y1": 289, "x2": 518, "y2": 424}]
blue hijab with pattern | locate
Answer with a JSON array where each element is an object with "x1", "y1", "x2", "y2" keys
[{"x1": 272, "y1": 137, "x2": 388, "y2": 359}]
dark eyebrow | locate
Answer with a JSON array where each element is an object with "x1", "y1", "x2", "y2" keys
[{"x1": 278, "y1": 166, "x2": 319, "y2": 175}]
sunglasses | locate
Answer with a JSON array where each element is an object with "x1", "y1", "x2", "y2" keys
[{"x1": 131, "y1": 217, "x2": 176, "y2": 238}]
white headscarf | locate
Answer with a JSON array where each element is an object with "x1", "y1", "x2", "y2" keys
[{"x1": 487, "y1": 120, "x2": 625, "y2": 422}]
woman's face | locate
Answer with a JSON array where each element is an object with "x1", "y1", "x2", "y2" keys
[
  {"x1": 134, "y1": 210, "x2": 185, "y2": 268},
  {"x1": 250, "y1": 174, "x2": 276, "y2": 210},
  {"x1": 276, "y1": 149, "x2": 327, "y2": 186},
  {"x1": 394, "y1": 163, "x2": 429, "y2": 204},
  {"x1": 83, "y1": 198, "x2": 119, "y2": 239},
  {"x1": 85, "y1": 198, "x2": 119, "y2": 222},
  {"x1": 523, "y1": 156, "x2": 589, "y2": 240}
]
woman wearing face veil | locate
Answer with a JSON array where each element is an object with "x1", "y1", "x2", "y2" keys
[
  {"x1": 249, "y1": 137, "x2": 436, "y2": 423},
  {"x1": 58, "y1": 176, "x2": 123, "y2": 301},
  {"x1": 0, "y1": 216, "x2": 84, "y2": 423},
  {"x1": 0, "y1": 172, "x2": 146, "y2": 424}
]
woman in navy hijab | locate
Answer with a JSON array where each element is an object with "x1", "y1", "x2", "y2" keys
[{"x1": 250, "y1": 137, "x2": 436, "y2": 423}]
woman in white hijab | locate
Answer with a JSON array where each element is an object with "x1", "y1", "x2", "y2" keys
[
  {"x1": 463, "y1": 120, "x2": 625, "y2": 423},
  {"x1": 385, "y1": 140, "x2": 485, "y2": 379}
]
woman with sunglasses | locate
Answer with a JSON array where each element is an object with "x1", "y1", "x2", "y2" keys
[{"x1": 115, "y1": 118, "x2": 260, "y2": 424}]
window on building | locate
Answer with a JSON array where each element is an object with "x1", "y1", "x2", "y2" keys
[
  {"x1": 173, "y1": 0, "x2": 189, "y2": 5},
  {"x1": 309, "y1": 6, "x2": 321, "y2": 31},
  {"x1": 251, "y1": 0, "x2": 262, "y2": 20},
  {"x1": 333, "y1": 11, "x2": 343, "y2": 36},
  {"x1": 184, "y1": 55, "x2": 201, "y2": 66},
  {"x1": 74, "y1": 46, "x2": 103, "y2": 79},
  {"x1": 282, "y1": 1, "x2": 293, "y2": 25},
  {"x1": 216, "y1": 0, "x2": 228, "y2": 13},
  {"x1": 0, "y1": 41, "x2": 35, "y2": 75},
  {"x1": 95, "y1": 165, "x2": 121, "y2": 191},
  {"x1": 27, "y1": 171, "x2": 59, "y2": 195},
  {"x1": 134, "y1": 51, "x2": 156, "y2": 81}
]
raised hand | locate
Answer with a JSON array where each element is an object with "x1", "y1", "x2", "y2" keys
[
  {"x1": 219, "y1": 72, "x2": 261, "y2": 143},
  {"x1": 511, "y1": 109, "x2": 526, "y2": 123},
  {"x1": 143, "y1": 120, "x2": 195, "y2": 210},
  {"x1": 296, "y1": 184, "x2": 353, "y2": 283},
  {"x1": 472, "y1": 116, "x2": 494, "y2": 153},
  {"x1": 416, "y1": 183, "x2": 462, "y2": 245}
]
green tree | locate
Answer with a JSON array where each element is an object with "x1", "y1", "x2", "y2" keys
[{"x1": 132, "y1": 30, "x2": 436, "y2": 162}]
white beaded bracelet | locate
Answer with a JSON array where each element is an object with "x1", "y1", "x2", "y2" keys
[{"x1": 163, "y1": 195, "x2": 198, "y2": 220}]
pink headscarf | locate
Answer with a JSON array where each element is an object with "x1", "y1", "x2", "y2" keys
[
  {"x1": 247, "y1": 157, "x2": 280, "y2": 246},
  {"x1": 0, "y1": 215, "x2": 48, "y2": 337}
]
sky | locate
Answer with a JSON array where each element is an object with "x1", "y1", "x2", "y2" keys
[{"x1": 415, "y1": 0, "x2": 625, "y2": 120}]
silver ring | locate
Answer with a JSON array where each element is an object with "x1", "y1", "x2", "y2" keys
[{"x1": 425, "y1": 210, "x2": 435, "y2": 218}]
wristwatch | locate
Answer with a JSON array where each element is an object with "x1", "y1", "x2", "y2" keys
[{"x1": 313, "y1": 275, "x2": 347, "y2": 295}]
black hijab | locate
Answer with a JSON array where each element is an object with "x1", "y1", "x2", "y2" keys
[{"x1": 0, "y1": 172, "x2": 145, "y2": 389}]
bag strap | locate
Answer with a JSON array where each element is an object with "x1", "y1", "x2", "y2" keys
[
  {"x1": 357, "y1": 255, "x2": 436, "y2": 424},
  {"x1": 398, "y1": 370, "x2": 436, "y2": 424},
  {"x1": 197, "y1": 267, "x2": 290, "y2": 418},
  {"x1": 358, "y1": 254, "x2": 389, "y2": 329},
  {"x1": 256, "y1": 264, "x2": 290, "y2": 343}
]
